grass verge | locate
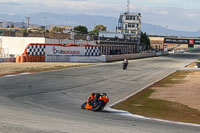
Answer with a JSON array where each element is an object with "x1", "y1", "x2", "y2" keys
[
  {"x1": 112, "y1": 71, "x2": 200, "y2": 124},
  {"x1": 0, "y1": 62, "x2": 102, "y2": 76}
]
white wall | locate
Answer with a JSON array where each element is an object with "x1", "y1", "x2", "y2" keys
[
  {"x1": 70, "y1": 56, "x2": 106, "y2": 62},
  {"x1": 0, "y1": 37, "x2": 97, "y2": 57},
  {"x1": 45, "y1": 55, "x2": 70, "y2": 62},
  {"x1": 45, "y1": 55, "x2": 106, "y2": 62},
  {"x1": 0, "y1": 36, "x2": 45, "y2": 57}
]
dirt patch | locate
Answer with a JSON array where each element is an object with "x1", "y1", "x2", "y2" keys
[
  {"x1": 0, "y1": 62, "x2": 101, "y2": 76},
  {"x1": 150, "y1": 71, "x2": 200, "y2": 111},
  {"x1": 113, "y1": 70, "x2": 200, "y2": 124}
]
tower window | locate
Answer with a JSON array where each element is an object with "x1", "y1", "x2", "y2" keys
[
  {"x1": 126, "y1": 16, "x2": 136, "y2": 20},
  {"x1": 128, "y1": 23, "x2": 135, "y2": 28}
]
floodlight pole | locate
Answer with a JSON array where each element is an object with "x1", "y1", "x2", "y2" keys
[{"x1": 127, "y1": 0, "x2": 130, "y2": 13}]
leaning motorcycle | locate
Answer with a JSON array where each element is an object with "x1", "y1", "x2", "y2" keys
[{"x1": 81, "y1": 93, "x2": 109, "y2": 111}]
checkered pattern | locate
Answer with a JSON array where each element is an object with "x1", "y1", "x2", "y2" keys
[
  {"x1": 27, "y1": 45, "x2": 46, "y2": 55},
  {"x1": 85, "y1": 46, "x2": 101, "y2": 56}
]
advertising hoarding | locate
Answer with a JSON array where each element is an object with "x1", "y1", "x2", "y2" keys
[
  {"x1": 45, "y1": 45, "x2": 86, "y2": 56},
  {"x1": 164, "y1": 38, "x2": 200, "y2": 45},
  {"x1": 195, "y1": 40, "x2": 200, "y2": 44},
  {"x1": 189, "y1": 39, "x2": 194, "y2": 45},
  {"x1": 164, "y1": 38, "x2": 188, "y2": 44}
]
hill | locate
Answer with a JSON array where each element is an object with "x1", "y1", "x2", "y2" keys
[{"x1": 0, "y1": 12, "x2": 199, "y2": 37}]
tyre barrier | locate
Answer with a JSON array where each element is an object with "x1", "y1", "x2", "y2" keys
[{"x1": 16, "y1": 55, "x2": 45, "y2": 63}]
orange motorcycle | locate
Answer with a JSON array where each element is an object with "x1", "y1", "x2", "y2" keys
[{"x1": 81, "y1": 93, "x2": 109, "y2": 111}]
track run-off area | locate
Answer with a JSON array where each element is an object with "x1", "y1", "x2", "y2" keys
[{"x1": 0, "y1": 53, "x2": 200, "y2": 133}]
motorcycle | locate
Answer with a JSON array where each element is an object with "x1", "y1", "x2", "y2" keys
[
  {"x1": 81, "y1": 93, "x2": 109, "y2": 111},
  {"x1": 122, "y1": 61, "x2": 128, "y2": 70}
]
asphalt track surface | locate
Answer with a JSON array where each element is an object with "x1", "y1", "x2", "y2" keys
[{"x1": 0, "y1": 53, "x2": 200, "y2": 133}]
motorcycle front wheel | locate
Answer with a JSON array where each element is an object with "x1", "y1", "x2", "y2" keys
[{"x1": 81, "y1": 102, "x2": 87, "y2": 109}]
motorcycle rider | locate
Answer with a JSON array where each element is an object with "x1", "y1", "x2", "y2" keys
[
  {"x1": 122, "y1": 59, "x2": 129, "y2": 69},
  {"x1": 87, "y1": 93, "x2": 100, "y2": 107},
  {"x1": 81, "y1": 93, "x2": 109, "y2": 111},
  {"x1": 123, "y1": 59, "x2": 128, "y2": 63}
]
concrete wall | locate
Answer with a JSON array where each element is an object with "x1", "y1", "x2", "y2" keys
[
  {"x1": 45, "y1": 55, "x2": 71, "y2": 62},
  {"x1": 0, "y1": 58, "x2": 15, "y2": 62},
  {"x1": 70, "y1": 56, "x2": 106, "y2": 63},
  {"x1": 45, "y1": 55, "x2": 106, "y2": 63},
  {"x1": 106, "y1": 52, "x2": 167, "y2": 62},
  {"x1": 0, "y1": 36, "x2": 45, "y2": 57},
  {"x1": 45, "y1": 52, "x2": 167, "y2": 63}
]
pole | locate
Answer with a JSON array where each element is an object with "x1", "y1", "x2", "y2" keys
[
  {"x1": 166, "y1": 26, "x2": 168, "y2": 36},
  {"x1": 44, "y1": 17, "x2": 48, "y2": 32},
  {"x1": 26, "y1": 17, "x2": 30, "y2": 33},
  {"x1": 127, "y1": 0, "x2": 130, "y2": 13}
]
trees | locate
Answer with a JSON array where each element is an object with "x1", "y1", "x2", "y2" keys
[
  {"x1": 73, "y1": 25, "x2": 88, "y2": 34},
  {"x1": 141, "y1": 32, "x2": 151, "y2": 50},
  {"x1": 51, "y1": 26, "x2": 64, "y2": 33},
  {"x1": 40, "y1": 26, "x2": 45, "y2": 32},
  {"x1": 11, "y1": 23, "x2": 14, "y2": 28},
  {"x1": 94, "y1": 25, "x2": 106, "y2": 32},
  {"x1": 91, "y1": 25, "x2": 107, "y2": 35}
]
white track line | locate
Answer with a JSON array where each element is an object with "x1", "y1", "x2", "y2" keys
[
  {"x1": 106, "y1": 108, "x2": 200, "y2": 127},
  {"x1": 1, "y1": 73, "x2": 30, "y2": 78},
  {"x1": 107, "y1": 64, "x2": 200, "y2": 127}
]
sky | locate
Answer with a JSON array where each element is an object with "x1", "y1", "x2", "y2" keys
[{"x1": 0, "y1": 0, "x2": 199, "y2": 31}]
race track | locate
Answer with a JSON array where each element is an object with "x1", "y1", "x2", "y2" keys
[{"x1": 0, "y1": 53, "x2": 200, "y2": 133}]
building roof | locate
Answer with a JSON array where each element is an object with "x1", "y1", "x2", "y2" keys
[{"x1": 120, "y1": 12, "x2": 141, "y2": 16}]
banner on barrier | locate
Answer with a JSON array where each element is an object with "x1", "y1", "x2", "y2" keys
[
  {"x1": 46, "y1": 45, "x2": 85, "y2": 56},
  {"x1": 25, "y1": 43, "x2": 101, "y2": 57}
]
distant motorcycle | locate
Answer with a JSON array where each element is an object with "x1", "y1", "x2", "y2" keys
[
  {"x1": 122, "y1": 59, "x2": 128, "y2": 70},
  {"x1": 81, "y1": 93, "x2": 109, "y2": 111}
]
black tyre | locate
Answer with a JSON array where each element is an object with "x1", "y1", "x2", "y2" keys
[
  {"x1": 81, "y1": 102, "x2": 87, "y2": 109},
  {"x1": 92, "y1": 101, "x2": 105, "y2": 111},
  {"x1": 123, "y1": 63, "x2": 127, "y2": 70}
]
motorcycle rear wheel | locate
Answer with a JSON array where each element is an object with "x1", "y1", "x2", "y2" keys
[{"x1": 92, "y1": 101, "x2": 105, "y2": 111}]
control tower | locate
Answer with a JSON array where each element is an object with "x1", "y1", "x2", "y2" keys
[{"x1": 116, "y1": 0, "x2": 142, "y2": 44}]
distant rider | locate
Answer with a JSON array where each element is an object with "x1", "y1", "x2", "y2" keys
[
  {"x1": 122, "y1": 59, "x2": 129, "y2": 70},
  {"x1": 123, "y1": 59, "x2": 128, "y2": 64}
]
